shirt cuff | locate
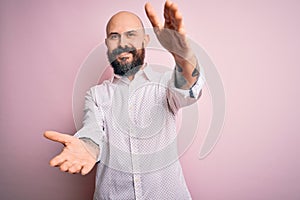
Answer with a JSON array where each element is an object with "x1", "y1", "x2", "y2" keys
[
  {"x1": 189, "y1": 73, "x2": 206, "y2": 99},
  {"x1": 74, "y1": 123, "x2": 105, "y2": 162}
]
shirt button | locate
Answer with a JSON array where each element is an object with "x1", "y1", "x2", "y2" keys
[
  {"x1": 129, "y1": 105, "x2": 133, "y2": 111},
  {"x1": 134, "y1": 177, "x2": 140, "y2": 182}
]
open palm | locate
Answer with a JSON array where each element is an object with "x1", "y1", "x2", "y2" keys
[
  {"x1": 145, "y1": 0, "x2": 192, "y2": 59},
  {"x1": 44, "y1": 131, "x2": 97, "y2": 175}
]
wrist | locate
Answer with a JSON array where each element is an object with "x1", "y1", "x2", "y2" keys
[
  {"x1": 173, "y1": 52, "x2": 197, "y2": 69},
  {"x1": 79, "y1": 138, "x2": 100, "y2": 160}
]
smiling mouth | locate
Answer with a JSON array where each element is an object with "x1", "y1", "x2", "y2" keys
[{"x1": 117, "y1": 52, "x2": 132, "y2": 62}]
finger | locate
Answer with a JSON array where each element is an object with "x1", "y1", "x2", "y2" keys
[
  {"x1": 81, "y1": 162, "x2": 94, "y2": 175},
  {"x1": 68, "y1": 163, "x2": 83, "y2": 174},
  {"x1": 178, "y1": 26, "x2": 186, "y2": 36},
  {"x1": 169, "y1": 3, "x2": 179, "y2": 26},
  {"x1": 164, "y1": 0, "x2": 173, "y2": 11},
  {"x1": 170, "y1": 1, "x2": 178, "y2": 13},
  {"x1": 168, "y1": 3, "x2": 186, "y2": 34},
  {"x1": 49, "y1": 153, "x2": 67, "y2": 167},
  {"x1": 164, "y1": 0, "x2": 173, "y2": 24},
  {"x1": 175, "y1": 12, "x2": 184, "y2": 33},
  {"x1": 44, "y1": 131, "x2": 73, "y2": 145},
  {"x1": 60, "y1": 161, "x2": 72, "y2": 172},
  {"x1": 145, "y1": 2, "x2": 161, "y2": 28},
  {"x1": 49, "y1": 148, "x2": 71, "y2": 167},
  {"x1": 165, "y1": 2, "x2": 181, "y2": 30}
]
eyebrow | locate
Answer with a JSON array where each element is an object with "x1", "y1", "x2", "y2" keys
[
  {"x1": 108, "y1": 30, "x2": 138, "y2": 36},
  {"x1": 126, "y1": 30, "x2": 138, "y2": 34},
  {"x1": 108, "y1": 32, "x2": 120, "y2": 37}
]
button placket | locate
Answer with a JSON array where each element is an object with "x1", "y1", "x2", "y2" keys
[{"x1": 128, "y1": 82, "x2": 143, "y2": 199}]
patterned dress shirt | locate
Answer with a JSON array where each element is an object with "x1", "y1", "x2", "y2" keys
[{"x1": 75, "y1": 63, "x2": 205, "y2": 200}]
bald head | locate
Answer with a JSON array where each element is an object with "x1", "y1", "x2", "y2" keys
[
  {"x1": 106, "y1": 11, "x2": 145, "y2": 36},
  {"x1": 105, "y1": 12, "x2": 148, "y2": 77}
]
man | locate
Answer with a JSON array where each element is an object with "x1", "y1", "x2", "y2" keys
[{"x1": 44, "y1": 1, "x2": 205, "y2": 199}]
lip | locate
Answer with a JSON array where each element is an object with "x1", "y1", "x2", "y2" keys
[
  {"x1": 118, "y1": 52, "x2": 130, "y2": 57},
  {"x1": 117, "y1": 52, "x2": 132, "y2": 61}
]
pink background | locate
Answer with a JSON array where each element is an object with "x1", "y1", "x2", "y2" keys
[{"x1": 1, "y1": 0, "x2": 299, "y2": 199}]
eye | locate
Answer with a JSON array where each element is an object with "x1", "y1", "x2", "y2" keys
[
  {"x1": 126, "y1": 32, "x2": 136, "y2": 37},
  {"x1": 109, "y1": 34, "x2": 119, "y2": 40}
]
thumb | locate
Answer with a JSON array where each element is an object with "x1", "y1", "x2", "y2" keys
[
  {"x1": 44, "y1": 131, "x2": 73, "y2": 145},
  {"x1": 145, "y1": 2, "x2": 161, "y2": 29}
]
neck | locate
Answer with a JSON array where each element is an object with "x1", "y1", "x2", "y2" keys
[
  {"x1": 127, "y1": 63, "x2": 146, "y2": 81},
  {"x1": 128, "y1": 75, "x2": 135, "y2": 81}
]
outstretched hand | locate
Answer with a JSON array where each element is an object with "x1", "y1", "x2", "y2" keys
[
  {"x1": 145, "y1": 0, "x2": 199, "y2": 89},
  {"x1": 44, "y1": 131, "x2": 97, "y2": 175},
  {"x1": 145, "y1": 0, "x2": 193, "y2": 60}
]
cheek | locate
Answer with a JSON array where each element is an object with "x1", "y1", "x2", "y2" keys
[
  {"x1": 130, "y1": 37, "x2": 145, "y2": 49},
  {"x1": 131, "y1": 42, "x2": 144, "y2": 50},
  {"x1": 107, "y1": 48, "x2": 114, "y2": 54},
  {"x1": 106, "y1": 43, "x2": 118, "y2": 53}
]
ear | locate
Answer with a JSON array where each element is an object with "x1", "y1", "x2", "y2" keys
[
  {"x1": 105, "y1": 38, "x2": 108, "y2": 47},
  {"x1": 143, "y1": 34, "x2": 150, "y2": 47}
]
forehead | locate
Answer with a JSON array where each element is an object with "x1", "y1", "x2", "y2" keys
[{"x1": 106, "y1": 12, "x2": 144, "y2": 35}]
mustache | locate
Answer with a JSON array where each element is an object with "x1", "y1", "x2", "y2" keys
[{"x1": 111, "y1": 46, "x2": 137, "y2": 56}]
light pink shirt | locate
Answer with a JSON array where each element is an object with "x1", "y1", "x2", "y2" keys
[{"x1": 75, "y1": 64, "x2": 205, "y2": 200}]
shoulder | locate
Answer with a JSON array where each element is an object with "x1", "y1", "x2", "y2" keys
[
  {"x1": 145, "y1": 64, "x2": 174, "y2": 83},
  {"x1": 89, "y1": 80, "x2": 112, "y2": 92},
  {"x1": 87, "y1": 80, "x2": 114, "y2": 104}
]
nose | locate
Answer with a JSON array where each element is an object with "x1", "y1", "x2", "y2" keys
[{"x1": 119, "y1": 34, "x2": 128, "y2": 48}]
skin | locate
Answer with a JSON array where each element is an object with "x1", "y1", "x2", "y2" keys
[
  {"x1": 44, "y1": 131, "x2": 97, "y2": 175},
  {"x1": 45, "y1": 0, "x2": 200, "y2": 175},
  {"x1": 145, "y1": 0, "x2": 200, "y2": 89},
  {"x1": 105, "y1": 11, "x2": 150, "y2": 80}
]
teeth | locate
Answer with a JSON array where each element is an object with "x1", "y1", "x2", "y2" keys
[
  {"x1": 118, "y1": 53, "x2": 130, "y2": 61},
  {"x1": 120, "y1": 57, "x2": 128, "y2": 61}
]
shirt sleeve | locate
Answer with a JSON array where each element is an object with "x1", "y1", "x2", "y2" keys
[
  {"x1": 74, "y1": 87, "x2": 106, "y2": 162},
  {"x1": 166, "y1": 69, "x2": 206, "y2": 114}
]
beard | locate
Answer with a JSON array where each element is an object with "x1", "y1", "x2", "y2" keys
[{"x1": 107, "y1": 45, "x2": 145, "y2": 77}]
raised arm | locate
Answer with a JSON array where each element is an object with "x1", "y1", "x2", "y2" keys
[{"x1": 145, "y1": 0, "x2": 200, "y2": 89}]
